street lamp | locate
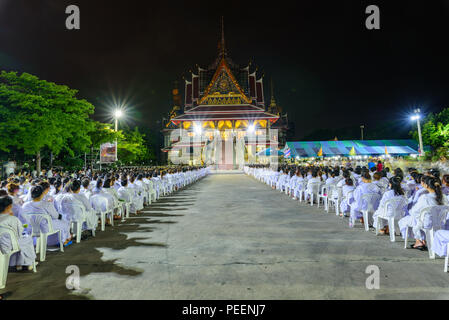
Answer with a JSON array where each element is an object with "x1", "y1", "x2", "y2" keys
[
  {"x1": 411, "y1": 108, "x2": 424, "y2": 157},
  {"x1": 360, "y1": 125, "x2": 365, "y2": 140},
  {"x1": 114, "y1": 109, "x2": 123, "y2": 161}
]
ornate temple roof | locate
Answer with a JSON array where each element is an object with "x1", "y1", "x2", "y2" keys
[{"x1": 170, "y1": 18, "x2": 279, "y2": 126}]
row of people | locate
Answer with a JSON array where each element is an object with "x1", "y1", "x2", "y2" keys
[
  {"x1": 245, "y1": 164, "x2": 449, "y2": 265},
  {"x1": 0, "y1": 166, "x2": 209, "y2": 275}
]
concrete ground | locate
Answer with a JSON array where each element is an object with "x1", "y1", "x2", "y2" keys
[{"x1": 3, "y1": 173, "x2": 449, "y2": 299}]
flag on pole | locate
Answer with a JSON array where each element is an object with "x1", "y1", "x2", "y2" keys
[
  {"x1": 349, "y1": 146, "x2": 356, "y2": 156},
  {"x1": 284, "y1": 148, "x2": 291, "y2": 158},
  {"x1": 317, "y1": 146, "x2": 323, "y2": 157}
]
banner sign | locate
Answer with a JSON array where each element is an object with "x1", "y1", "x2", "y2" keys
[{"x1": 100, "y1": 143, "x2": 116, "y2": 163}]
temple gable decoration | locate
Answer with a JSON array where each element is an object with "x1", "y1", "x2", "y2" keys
[{"x1": 199, "y1": 58, "x2": 252, "y2": 105}]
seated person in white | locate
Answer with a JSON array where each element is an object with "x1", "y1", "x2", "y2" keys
[
  {"x1": 117, "y1": 178, "x2": 132, "y2": 205},
  {"x1": 21, "y1": 185, "x2": 72, "y2": 247},
  {"x1": 66, "y1": 180, "x2": 98, "y2": 232},
  {"x1": 92, "y1": 179, "x2": 115, "y2": 211},
  {"x1": 102, "y1": 178, "x2": 121, "y2": 219},
  {"x1": 6, "y1": 183, "x2": 31, "y2": 233},
  {"x1": 40, "y1": 181, "x2": 55, "y2": 203},
  {"x1": 339, "y1": 178, "x2": 355, "y2": 217},
  {"x1": 399, "y1": 176, "x2": 448, "y2": 250},
  {"x1": 143, "y1": 173, "x2": 157, "y2": 202},
  {"x1": 349, "y1": 171, "x2": 381, "y2": 227},
  {"x1": 80, "y1": 178, "x2": 92, "y2": 199},
  {"x1": 0, "y1": 195, "x2": 37, "y2": 271},
  {"x1": 305, "y1": 170, "x2": 321, "y2": 200},
  {"x1": 135, "y1": 174, "x2": 150, "y2": 205},
  {"x1": 431, "y1": 229, "x2": 449, "y2": 257},
  {"x1": 372, "y1": 176, "x2": 407, "y2": 234},
  {"x1": 128, "y1": 176, "x2": 144, "y2": 213}
]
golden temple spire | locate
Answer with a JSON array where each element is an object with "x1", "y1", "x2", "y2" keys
[
  {"x1": 270, "y1": 78, "x2": 276, "y2": 107},
  {"x1": 218, "y1": 16, "x2": 226, "y2": 57}
]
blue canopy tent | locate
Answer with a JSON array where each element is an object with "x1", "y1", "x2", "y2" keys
[
  {"x1": 256, "y1": 148, "x2": 284, "y2": 156},
  {"x1": 283, "y1": 140, "x2": 421, "y2": 158}
]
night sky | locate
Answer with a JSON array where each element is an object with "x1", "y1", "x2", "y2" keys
[{"x1": 1, "y1": 0, "x2": 449, "y2": 140}]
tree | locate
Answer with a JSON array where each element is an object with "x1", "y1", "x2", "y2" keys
[
  {"x1": 89, "y1": 121, "x2": 124, "y2": 149},
  {"x1": 0, "y1": 71, "x2": 95, "y2": 173},
  {"x1": 117, "y1": 127, "x2": 148, "y2": 165},
  {"x1": 410, "y1": 108, "x2": 449, "y2": 160}
]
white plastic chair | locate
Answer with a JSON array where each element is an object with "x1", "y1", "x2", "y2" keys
[
  {"x1": 90, "y1": 194, "x2": 114, "y2": 232},
  {"x1": 295, "y1": 182, "x2": 307, "y2": 202},
  {"x1": 404, "y1": 205, "x2": 449, "y2": 259},
  {"x1": 28, "y1": 214, "x2": 64, "y2": 262},
  {"x1": 70, "y1": 206, "x2": 97, "y2": 243},
  {"x1": 375, "y1": 196, "x2": 407, "y2": 242},
  {"x1": 0, "y1": 226, "x2": 23, "y2": 289},
  {"x1": 318, "y1": 184, "x2": 335, "y2": 211},
  {"x1": 360, "y1": 193, "x2": 382, "y2": 231},
  {"x1": 445, "y1": 243, "x2": 449, "y2": 273},
  {"x1": 305, "y1": 182, "x2": 321, "y2": 206},
  {"x1": 328, "y1": 186, "x2": 342, "y2": 216}
]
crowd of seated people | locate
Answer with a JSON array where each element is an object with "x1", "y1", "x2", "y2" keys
[
  {"x1": 245, "y1": 162, "x2": 449, "y2": 267},
  {"x1": 0, "y1": 166, "x2": 208, "y2": 282}
]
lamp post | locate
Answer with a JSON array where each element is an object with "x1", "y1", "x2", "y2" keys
[
  {"x1": 114, "y1": 109, "x2": 123, "y2": 162},
  {"x1": 412, "y1": 108, "x2": 424, "y2": 157},
  {"x1": 360, "y1": 125, "x2": 365, "y2": 140}
]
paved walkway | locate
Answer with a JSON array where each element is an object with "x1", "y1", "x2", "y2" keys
[{"x1": 4, "y1": 174, "x2": 449, "y2": 299}]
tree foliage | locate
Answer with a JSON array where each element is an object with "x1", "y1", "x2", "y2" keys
[
  {"x1": 89, "y1": 121, "x2": 124, "y2": 148},
  {"x1": 0, "y1": 71, "x2": 95, "y2": 170},
  {"x1": 117, "y1": 127, "x2": 149, "y2": 164},
  {"x1": 410, "y1": 108, "x2": 449, "y2": 160}
]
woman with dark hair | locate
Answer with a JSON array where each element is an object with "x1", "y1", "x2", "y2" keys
[
  {"x1": 408, "y1": 173, "x2": 428, "y2": 208},
  {"x1": 128, "y1": 175, "x2": 144, "y2": 213},
  {"x1": 349, "y1": 171, "x2": 381, "y2": 228},
  {"x1": 352, "y1": 166, "x2": 362, "y2": 184},
  {"x1": 372, "y1": 176, "x2": 407, "y2": 234},
  {"x1": 38, "y1": 181, "x2": 54, "y2": 203},
  {"x1": 339, "y1": 178, "x2": 355, "y2": 217},
  {"x1": 102, "y1": 178, "x2": 120, "y2": 219},
  {"x1": 59, "y1": 180, "x2": 98, "y2": 233},
  {"x1": 399, "y1": 176, "x2": 448, "y2": 250},
  {"x1": 21, "y1": 186, "x2": 72, "y2": 247},
  {"x1": 0, "y1": 195, "x2": 37, "y2": 271},
  {"x1": 80, "y1": 178, "x2": 92, "y2": 197},
  {"x1": 305, "y1": 170, "x2": 321, "y2": 201},
  {"x1": 49, "y1": 180, "x2": 63, "y2": 197},
  {"x1": 135, "y1": 174, "x2": 148, "y2": 195},
  {"x1": 292, "y1": 170, "x2": 306, "y2": 200},
  {"x1": 337, "y1": 171, "x2": 350, "y2": 188}
]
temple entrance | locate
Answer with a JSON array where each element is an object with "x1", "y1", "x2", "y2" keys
[{"x1": 218, "y1": 135, "x2": 236, "y2": 170}]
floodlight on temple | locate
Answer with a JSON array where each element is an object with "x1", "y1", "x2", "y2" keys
[{"x1": 194, "y1": 124, "x2": 203, "y2": 135}]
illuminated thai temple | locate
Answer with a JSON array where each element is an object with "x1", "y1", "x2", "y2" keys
[{"x1": 162, "y1": 19, "x2": 287, "y2": 169}]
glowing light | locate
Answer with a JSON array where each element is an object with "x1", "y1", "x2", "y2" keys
[
  {"x1": 194, "y1": 124, "x2": 202, "y2": 135},
  {"x1": 114, "y1": 109, "x2": 123, "y2": 119},
  {"x1": 411, "y1": 115, "x2": 420, "y2": 121},
  {"x1": 247, "y1": 123, "x2": 256, "y2": 133}
]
